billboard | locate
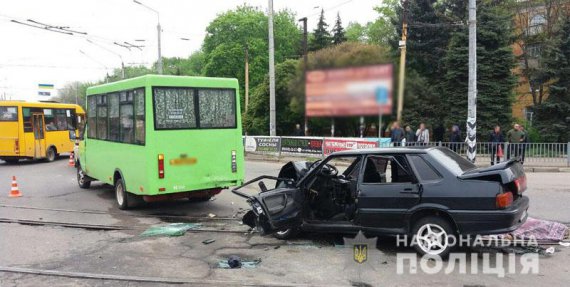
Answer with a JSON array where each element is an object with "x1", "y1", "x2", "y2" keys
[{"x1": 305, "y1": 64, "x2": 393, "y2": 117}]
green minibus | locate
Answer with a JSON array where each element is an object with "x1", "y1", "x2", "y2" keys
[{"x1": 76, "y1": 75, "x2": 245, "y2": 209}]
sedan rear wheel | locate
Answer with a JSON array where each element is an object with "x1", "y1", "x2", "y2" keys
[{"x1": 412, "y1": 216, "x2": 454, "y2": 258}]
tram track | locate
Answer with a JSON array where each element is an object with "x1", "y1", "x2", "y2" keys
[{"x1": 0, "y1": 203, "x2": 243, "y2": 221}]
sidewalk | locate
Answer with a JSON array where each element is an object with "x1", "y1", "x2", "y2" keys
[{"x1": 245, "y1": 153, "x2": 570, "y2": 173}]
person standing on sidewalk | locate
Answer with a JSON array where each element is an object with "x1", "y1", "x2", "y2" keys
[
  {"x1": 506, "y1": 123, "x2": 525, "y2": 160},
  {"x1": 416, "y1": 123, "x2": 430, "y2": 145},
  {"x1": 520, "y1": 125, "x2": 529, "y2": 164},
  {"x1": 450, "y1": 125, "x2": 462, "y2": 153},
  {"x1": 390, "y1": 122, "x2": 404, "y2": 146},
  {"x1": 489, "y1": 125, "x2": 505, "y2": 165},
  {"x1": 404, "y1": 125, "x2": 416, "y2": 146}
]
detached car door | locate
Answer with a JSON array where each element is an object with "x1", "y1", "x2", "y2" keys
[
  {"x1": 233, "y1": 177, "x2": 304, "y2": 235},
  {"x1": 355, "y1": 154, "x2": 421, "y2": 230}
]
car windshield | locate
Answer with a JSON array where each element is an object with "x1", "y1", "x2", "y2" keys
[{"x1": 429, "y1": 148, "x2": 476, "y2": 175}]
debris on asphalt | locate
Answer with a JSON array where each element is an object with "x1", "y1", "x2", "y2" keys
[
  {"x1": 209, "y1": 197, "x2": 217, "y2": 202},
  {"x1": 559, "y1": 241, "x2": 570, "y2": 247},
  {"x1": 218, "y1": 256, "x2": 261, "y2": 269},
  {"x1": 202, "y1": 239, "x2": 216, "y2": 245},
  {"x1": 208, "y1": 213, "x2": 216, "y2": 218},
  {"x1": 274, "y1": 245, "x2": 281, "y2": 250},
  {"x1": 140, "y1": 223, "x2": 202, "y2": 237},
  {"x1": 545, "y1": 246, "x2": 556, "y2": 254}
]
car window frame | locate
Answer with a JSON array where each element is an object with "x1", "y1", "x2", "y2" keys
[
  {"x1": 358, "y1": 154, "x2": 418, "y2": 186},
  {"x1": 406, "y1": 154, "x2": 443, "y2": 183},
  {"x1": 299, "y1": 154, "x2": 364, "y2": 189}
]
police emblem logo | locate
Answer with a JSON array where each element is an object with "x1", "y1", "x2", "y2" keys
[{"x1": 353, "y1": 244, "x2": 367, "y2": 264}]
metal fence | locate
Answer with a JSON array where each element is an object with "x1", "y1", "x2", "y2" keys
[{"x1": 243, "y1": 136, "x2": 570, "y2": 167}]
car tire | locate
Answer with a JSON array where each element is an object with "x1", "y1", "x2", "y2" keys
[
  {"x1": 273, "y1": 228, "x2": 300, "y2": 240},
  {"x1": 46, "y1": 147, "x2": 56, "y2": 162},
  {"x1": 77, "y1": 166, "x2": 91, "y2": 189},
  {"x1": 411, "y1": 216, "x2": 455, "y2": 258}
]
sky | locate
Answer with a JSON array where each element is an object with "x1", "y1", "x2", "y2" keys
[{"x1": 0, "y1": 0, "x2": 380, "y2": 101}]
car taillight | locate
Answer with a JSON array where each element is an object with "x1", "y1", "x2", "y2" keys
[
  {"x1": 496, "y1": 192, "x2": 513, "y2": 209},
  {"x1": 14, "y1": 139, "x2": 19, "y2": 154},
  {"x1": 514, "y1": 175, "x2": 527, "y2": 193},
  {"x1": 231, "y1": 150, "x2": 237, "y2": 173},
  {"x1": 158, "y1": 154, "x2": 165, "y2": 179}
]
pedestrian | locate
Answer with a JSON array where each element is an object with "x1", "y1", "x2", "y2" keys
[
  {"x1": 434, "y1": 124, "x2": 445, "y2": 143},
  {"x1": 366, "y1": 124, "x2": 378, "y2": 137},
  {"x1": 390, "y1": 121, "x2": 404, "y2": 146},
  {"x1": 489, "y1": 125, "x2": 505, "y2": 165},
  {"x1": 415, "y1": 123, "x2": 430, "y2": 145},
  {"x1": 506, "y1": 123, "x2": 525, "y2": 160},
  {"x1": 404, "y1": 125, "x2": 416, "y2": 146},
  {"x1": 293, "y1": 123, "x2": 304, "y2": 136},
  {"x1": 520, "y1": 125, "x2": 529, "y2": 164},
  {"x1": 450, "y1": 125, "x2": 462, "y2": 153}
]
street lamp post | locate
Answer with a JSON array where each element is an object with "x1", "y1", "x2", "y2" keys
[{"x1": 133, "y1": 0, "x2": 163, "y2": 74}]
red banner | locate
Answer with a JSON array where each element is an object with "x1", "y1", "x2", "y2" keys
[{"x1": 323, "y1": 138, "x2": 379, "y2": 155}]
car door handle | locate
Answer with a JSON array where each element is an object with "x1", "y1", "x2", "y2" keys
[{"x1": 400, "y1": 188, "x2": 419, "y2": 194}]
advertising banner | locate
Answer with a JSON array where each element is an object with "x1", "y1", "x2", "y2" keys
[
  {"x1": 280, "y1": 137, "x2": 323, "y2": 155},
  {"x1": 305, "y1": 64, "x2": 393, "y2": 117},
  {"x1": 244, "y1": 136, "x2": 280, "y2": 152},
  {"x1": 323, "y1": 138, "x2": 379, "y2": 155}
]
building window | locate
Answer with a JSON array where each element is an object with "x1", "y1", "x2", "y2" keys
[{"x1": 529, "y1": 14, "x2": 546, "y2": 35}]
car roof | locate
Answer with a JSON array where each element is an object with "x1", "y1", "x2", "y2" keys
[{"x1": 331, "y1": 146, "x2": 440, "y2": 156}]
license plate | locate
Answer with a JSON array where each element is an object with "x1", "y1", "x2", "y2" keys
[{"x1": 169, "y1": 157, "x2": 197, "y2": 165}]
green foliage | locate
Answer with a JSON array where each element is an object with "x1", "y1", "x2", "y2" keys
[
  {"x1": 332, "y1": 13, "x2": 347, "y2": 45},
  {"x1": 310, "y1": 9, "x2": 332, "y2": 51},
  {"x1": 440, "y1": 1, "x2": 516, "y2": 138},
  {"x1": 244, "y1": 59, "x2": 301, "y2": 135},
  {"x1": 201, "y1": 5, "x2": 301, "y2": 111},
  {"x1": 534, "y1": 16, "x2": 570, "y2": 142},
  {"x1": 345, "y1": 22, "x2": 367, "y2": 42}
]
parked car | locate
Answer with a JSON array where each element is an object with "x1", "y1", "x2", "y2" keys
[{"x1": 232, "y1": 147, "x2": 529, "y2": 257}]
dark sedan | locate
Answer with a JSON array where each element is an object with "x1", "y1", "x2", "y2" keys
[{"x1": 232, "y1": 147, "x2": 529, "y2": 257}]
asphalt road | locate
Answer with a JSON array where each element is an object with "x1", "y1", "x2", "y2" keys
[{"x1": 0, "y1": 157, "x2": 569, "y2": 286}]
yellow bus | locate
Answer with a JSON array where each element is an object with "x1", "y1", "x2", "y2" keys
[{"x1": 0, "y1": 101, "x2": 85, "y2": 163}]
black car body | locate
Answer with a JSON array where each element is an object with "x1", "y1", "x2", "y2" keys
[{"x1": 233, "y1": 147, "x2": 529, "y2": 256}]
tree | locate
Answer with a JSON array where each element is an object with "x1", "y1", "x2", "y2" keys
[
  {"x1": 244, "y1": 59, "x2": 301, "y2": 135},
  {"x1": 52, "y1": 81, "x2": 93, "y2": 108},
  {"x1": 310, "y1": 9, "x2": 332, "y2": 51},
  {"x1": 440, "y1": 0, "x2": 516, "y2": 138},
  {"x1": 393, "y1": 0, "x2": 465, "y2": 129},
  {"x1": 201, "y1": 5, "x2": 301, "y2": 111},
  {"x1": 534, "y1": 16, "x2": 570, "y2": 142},
  {"x1": 345, "y1": 22, "x2": 367, "y2": 42},
  {"x1": 332, "y1": 12, "x2": 347, "y2": 45},
  {"x1": 366, "y1": 0, "x2": 399, "y2": 46}
]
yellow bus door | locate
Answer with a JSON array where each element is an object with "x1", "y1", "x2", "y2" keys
[{"x1": 32, "y1": 114, "x2": 46, "y2": 159}]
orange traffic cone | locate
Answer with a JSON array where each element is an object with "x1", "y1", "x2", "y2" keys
[
  {"x1": 68, "y1": 153, "x2": 75, "y2": 167},
  {"x1": 9, "y1": 176, "x2": 22, "y2": 198}
]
